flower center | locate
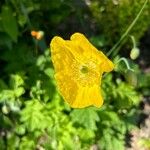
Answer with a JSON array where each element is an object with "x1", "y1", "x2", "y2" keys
[
  {"x1": 80, "y1": 66, "x2": 89, "y2": 74},
  {"x1": 71, "y1": 60, "x2": 100, "y2": 86}
]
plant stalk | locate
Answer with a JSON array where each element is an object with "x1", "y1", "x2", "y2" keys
[{"x1": 106, "y1": 0, "x2": 148, "y2": 57}]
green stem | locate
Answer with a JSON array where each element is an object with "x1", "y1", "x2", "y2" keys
[
  {"x1": 130, "y1": 35, "x2": 136, "y2": 48},
  {"x1": 106, "y1": 0, "x2": 148, "y2": 57},
  {"x1": 117, "y1": 57, "x2": 134, "y2": 71}
]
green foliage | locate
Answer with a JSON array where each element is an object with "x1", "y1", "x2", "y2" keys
[
  {"x1": 0, "y1": 47, "x2": 141, "y2": 149},
  {"x1": 138, "y1": 73, "x2": 150, "y2": 96},
  {"x1": 1, "y1": 6, "x2": 18, "y2": 42},
  {"x1": 20, "y1": 100, "x2": 49, "y2": 131},
  {"x1": 89, "y1": 0, "x2": 150, "y2": 46},
  {"x1": 102, "y1": 74, "x2": 140, "y2": 108},
  {"x1": 71, "y1": 107, "x2": 99, "y2": 130},
  {"x1": 0, "y1": 0, "x2": 149, "y2": 149}
]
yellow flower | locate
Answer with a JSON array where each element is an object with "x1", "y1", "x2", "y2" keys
[{"x1": 50, "y1": 33, "x2": 114, "y2": 108}]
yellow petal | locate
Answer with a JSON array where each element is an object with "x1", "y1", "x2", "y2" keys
[
  {"x1": 70, "y1": 33, "x2": 101, "y2": 60},
  {"x1": 51, "y1": 36, "x2": 79, "y2": 104},
  {"x1": 100, "y1": 52, "x2": 114, "y2": 72},
  {"x1": 70, "y1": 33, "x2": 114, "y2": 71},
  {"x1": 55, "y1": 73, "x2": 78, "y2": 105},
  {"x1": 50, "y1": 36, "x2": 75, "y2": 73},
  {"x1": 103, "y1": 59, "x2": 114, "y2": 72},
  {"x1": 70, "y1": 84, "x2": 103, "y2": 108}
]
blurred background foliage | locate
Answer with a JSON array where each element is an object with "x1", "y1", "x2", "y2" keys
[
  {"x1": 0, "y1": 0, "x2": 150, "y2": 150},
  {"x1": 89, "y1": 0, "x2": 150, "y2": 46}
]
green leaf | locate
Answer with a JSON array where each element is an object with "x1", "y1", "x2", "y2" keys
[
  {"x1": 125, "y1": 70, "x2": 137, "y2": 86},
  {"x1": 36, "y1": 55, "x2": 46, "y2": 67},
  {"x1": 15, "y1": 125, "x2": 26, "y2": 135},
  {"x1": 0, "y1": 138, "x2": 5, "y2": 150},
  {"x1": 90, "y1": 35, "x2": 107, "y2": 47},
  {"x1": 19, "y1": 137, "x2": 35, "y2": 150},
  {"x1": 115, "y1": 82, "x2": 140, "y2": 108},
  {"x1": 0, "y1": 14, "x2": 4, "y2": 31},
  {"x1": 44, "y1": 68, "x2": 54, "y2": 78},
  {"x1": 10, "y1": 74, "x2": 24, "y2": 89},
  {"x1": 0, "y1": 79, "x2": 7, "y2": 90},
  {"x1": 18, "y1": 14, "x2": 27, "y2": 27},
  {"x1": 0, "y1": 33, "x2": 13, "y2": 49},
  {"x1": 14, "y1": 87, "x2": 25, "y2": 97},
  {"x1": 7, "y1": 134, "x2": 20, "y2": 150},
  {"x1": 1, "y1": 6, "x2": 18, "y2": 42},
  {"x1": 71, "y1": 107, "x2": 99, "y2": 130},
  {"x1": 99, "y1": 111, "x2": 120, "y2": 124},
  {"x1": 102, "y1": 74, "x2": 140, "y2": 108},
  {"x1": 20, "y1": 100, "x2": 51, "y2": 131},
  {"x1": 0, "y1": 90, "x2": 15, "y2": 102},
  {"x1": 78, "y1": 128, "x2": 95, "y2": 141},
  {"x1": 99, "y1": 129, "x2": 125, "y2": 150},
  {"x1": 138, "y1": 74, "x2": 150, "y2": 96}
]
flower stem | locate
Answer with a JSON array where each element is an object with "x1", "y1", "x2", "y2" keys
[
  {"x1": 106, "y1": 0, "x2": 148, "y2": 57},
  {"x1": 130, "y1": 35, "x2": 136, "y2": 48},
  {"x1": 117, "y1": 57, "x2": 134, "y2": 71}
]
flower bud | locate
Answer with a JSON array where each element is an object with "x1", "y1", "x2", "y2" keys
[
  {"x1": 31, "y1": 30, "x2": 44, "y2": 40},
  {"x1": 36, "y1": 31, "x2": 44, "y2": 40},
  {"x1": 31, "y1": 31, "x2": 37, "y2": 37},
  {"x1": 130, "y1": 47, "x2": 140, "y2": 60}
]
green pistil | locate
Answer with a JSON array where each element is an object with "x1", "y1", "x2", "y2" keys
[{"x1": 81, "y1": 66, "x2": 89, "y2": 74}]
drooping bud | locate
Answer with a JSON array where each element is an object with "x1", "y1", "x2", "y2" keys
[{"x1": 130, "y1": 47, "x2": 140, "y2": 60}]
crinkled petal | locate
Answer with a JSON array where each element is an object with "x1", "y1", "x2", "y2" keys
[
  {"x1": 70, "y1": 33, "x2": 114, "y2": 72},
  {"x1": 70, "y1": 33, "x2": 102, "y2": 61},
  {"x1": 50, "y1": 36, "x2": 75, "y2": 73},
  {"x1": 100, "y1": 52, "x2": 114, "y2": 72},
  {"x1": 70, "y1": 84, "x2": 103, "y2": 108},
  {"x1": 55, "y1": 73, "x2": 78, "y2": 105},
  {"x1": 51, "y1": 36, "x2": 79, "y2": 104}
]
